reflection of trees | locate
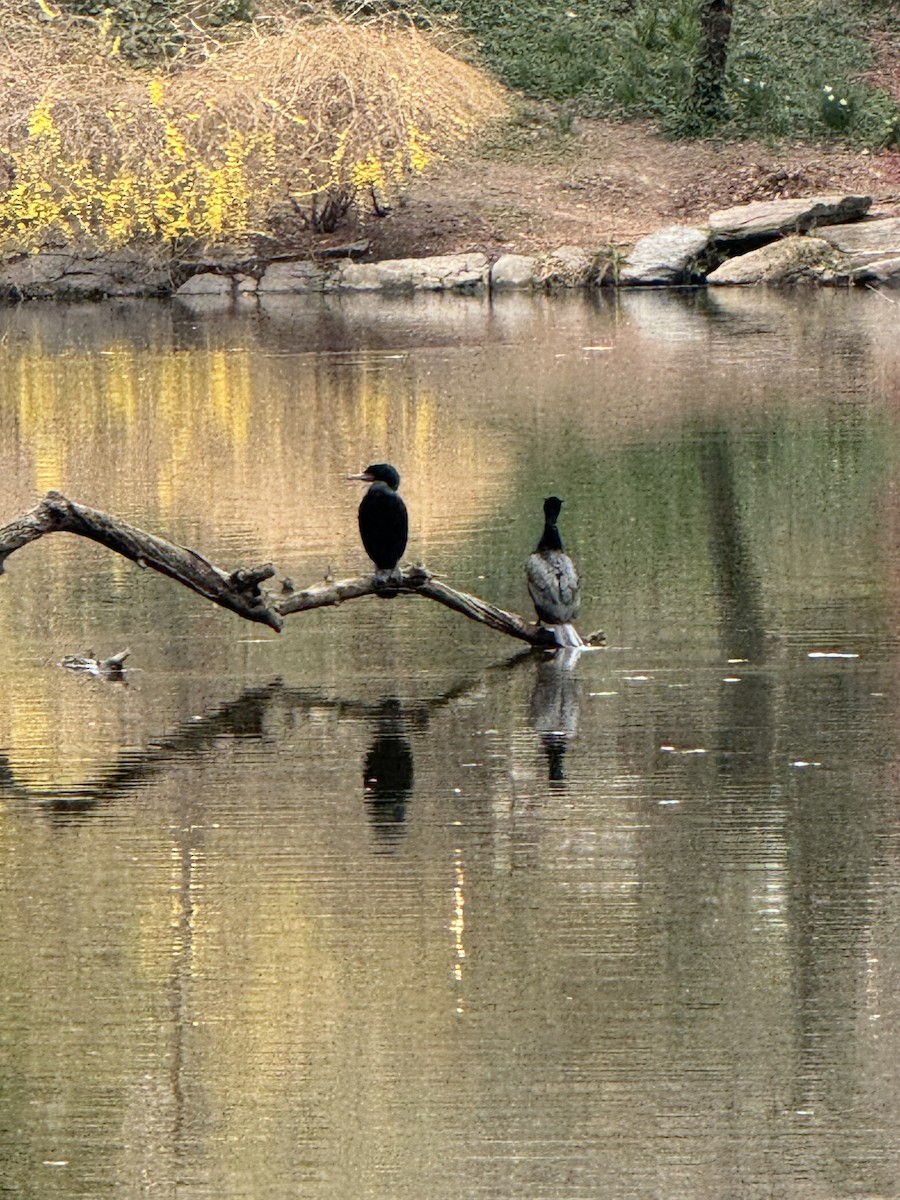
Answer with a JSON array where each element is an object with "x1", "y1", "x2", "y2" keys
[
  {"x1": 0, "y1": 682, "x2": 280, "y2": 813},
  {"x1": 697, "y1": 425, "x2": 774, "y2": 780},
  {"x1": 691, "y1": 426, "x2": 897, "y2": 1187},
  {"x1": 697, "y1": 427, "x2": 764, "y2": 664},
  {"x1": 781, "y1": 672, "x2": 888, "y2": 1124}
]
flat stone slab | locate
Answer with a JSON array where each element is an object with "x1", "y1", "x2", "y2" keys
[
  {"x1": 258, "y1": 261, "x2": 331, "y2": 293},
  {"x1": 336, "y1": 253, "x2": 489, "y2": 292},
  {"x1": 706, "y1": 235, "x2": 845, "y2": 285},
  {"x1": 490, "y1": 253, "x2": 538, "y2": 289},
  {"x1": 619, "y1": 225, "x2": 710, "y2": 285},
  {"x1": 816, "y1": 216, "x2": 900, "y2": 257},
  {"x1": 709, "y1": 194, "x2": 871, "y2": 242},
  {"x1": 176, "y1": 272, "x2": 233, "y2": 297}
]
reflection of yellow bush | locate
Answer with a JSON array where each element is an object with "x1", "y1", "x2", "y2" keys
[{"x1": 0, "y1": 15, "x2": 506, "y2": 250}]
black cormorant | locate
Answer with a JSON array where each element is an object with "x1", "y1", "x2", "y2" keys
[
  {"x1": 526, "y1": 496, "x2": 584, "y2": 648},
  {"x1": 348, "y1": 462, "x2": 408, "y2": 578}
]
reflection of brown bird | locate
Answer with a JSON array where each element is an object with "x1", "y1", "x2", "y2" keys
[
  {"x1": 530, "y1": 648, "x2": 582, "y2": 784},
  {"x1": 526, "y1": 496, "x2": 583, "y2": 648}
]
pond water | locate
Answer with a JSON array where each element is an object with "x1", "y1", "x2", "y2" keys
[{"x1": 1, "y1": 286, "x2": 900, "y2": 1199}]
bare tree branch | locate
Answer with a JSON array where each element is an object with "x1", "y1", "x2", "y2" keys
[
  {"x1": 0, "y1": 493, "x2": 600, "y2": 647},
  {"x1": 277, "y1": 564, "x2": 566, "y2": 646},
  {"x1": 0, "y1": 491, "x2": 281, "y2": 630}
]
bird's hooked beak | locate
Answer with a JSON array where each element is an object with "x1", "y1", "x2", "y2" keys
[{"x1": 347, "y1": 471, "x2": 375, "y2": 483}]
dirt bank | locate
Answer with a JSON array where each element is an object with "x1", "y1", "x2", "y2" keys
[{"x1": 343, "y1": 114, "x2": 900, "y2": 261}]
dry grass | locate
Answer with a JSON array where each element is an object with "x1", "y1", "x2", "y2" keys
[
  {"x1": 176, "y1": 16, "x2": 508, "y2": 205},
  {"x1": 0, "y1": 1, "x2": 508, "y2": 250}
]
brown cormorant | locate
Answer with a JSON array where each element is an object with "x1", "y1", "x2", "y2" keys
[
  {"x1": 348, "y1": 463, "x2": 408, "y2": 578},
  {"x1": 526, "y1": 496, "x2": 584, "y2": 648}
]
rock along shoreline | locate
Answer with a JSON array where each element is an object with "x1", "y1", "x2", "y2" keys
[{"x1": 3, "y1": 192, "x2": 900, "y2": 303}]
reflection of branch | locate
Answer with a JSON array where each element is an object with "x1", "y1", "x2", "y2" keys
[
  {"x1": 0, "y1": 493, "x2": 601, "y2": 647},
  {"x1": 0, "y1": 682, "x2": 285, "y2": 812},
  {"x1": 865, "y1": 283, "x2": 900, "y2": 305},
  {"x1": 0, "y1": 674, "x2": 489, "y2": 816}
]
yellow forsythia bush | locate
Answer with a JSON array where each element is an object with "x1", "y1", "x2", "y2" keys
[{"x1": 0, "y1": 14, "x2": 507, "y2": 251}]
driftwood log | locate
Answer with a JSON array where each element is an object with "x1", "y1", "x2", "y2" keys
[{"x1": 0, "y1": 491, "x2": 601, "y2": 647}]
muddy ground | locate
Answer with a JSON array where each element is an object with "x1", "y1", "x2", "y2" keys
[{"x1": 344, "y1": 113, "x2": 900, "y2": 260}]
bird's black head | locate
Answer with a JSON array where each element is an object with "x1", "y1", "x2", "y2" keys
[
  {"x1": 352, "y1": 463, "x2": 401, "y2": 490},
  {"x1": 543, "y1": 496, "x2": 563, "y2": 523}
]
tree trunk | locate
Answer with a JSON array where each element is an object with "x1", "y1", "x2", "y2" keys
[{"x1": 690, "y1": 0, "x2": 734, "y2": 124}]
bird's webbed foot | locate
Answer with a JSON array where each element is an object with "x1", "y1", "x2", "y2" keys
[{"x1": 373, "y1": 566, "x2": 403, "y2": 593}]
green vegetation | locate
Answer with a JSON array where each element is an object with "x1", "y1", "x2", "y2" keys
[
  {"x1": 58, "y1": 0, "x2": 254, "y2": 63},
  {"x1": 388, "y1": 0, "x2": 897, "y2": 145},
  {"x1": 40, "y1": 0, "x2": 900, "y2": 149},
  {"x1": 415, "y1": 0, "x2": 900, "y2": 146}
]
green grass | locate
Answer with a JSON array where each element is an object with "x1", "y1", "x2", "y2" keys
[
  {"x1": 57, "y1": 0, "x2": 254, "y2": 62},
  {"x1": 416, "y1": 0, "x2": 900, "y2": 147},
  {"x1": 53, "y1": 0, "x2": 900, "y2": 147}
]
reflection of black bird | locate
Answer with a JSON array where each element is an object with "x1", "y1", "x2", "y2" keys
[
  {"x1": 348, "y1": 463, "x2": 408, "y2": 577},
  {"x1": 363, "y1": 701, "x2": 414, "y2": 851},
  {"x1": 526, "y1": 496, "x2": 584, "y2": 648}
]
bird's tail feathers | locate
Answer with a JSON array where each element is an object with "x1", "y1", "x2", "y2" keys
[{"x1": 544, "y1": 622, "x2": 584, "y2": 648}]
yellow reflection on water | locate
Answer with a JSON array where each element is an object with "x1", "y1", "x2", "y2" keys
[
  {"x1": 0, "y1": 328, "x2": 509, "y2": 554},
  {"x1": 0, "y1": 663, "x2": 137, "y2": 790},
  {"x1": 17, "y1": 349, "x2": 68, "y2": 491},
  {"x1": 209, "y1": 350, "x2": 252, "y2": 452},
  {"x1": 452, "y1": 848, "x2": 466, "y2": 1014},
  {"x1": 104, "y1": 346, "x2": 139, "y2": 426},
  {"x1": 0, "y1": 309, "x2": 519, "y2": 781}
]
